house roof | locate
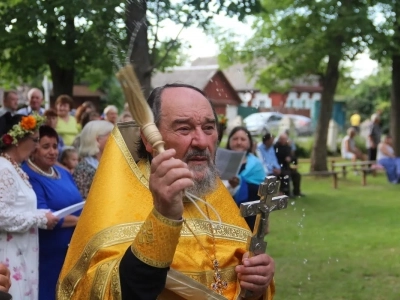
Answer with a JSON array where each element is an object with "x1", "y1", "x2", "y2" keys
[
  {"x1": 151, "y1": 66, "x2": 219, "y2": 90},
  {"x1": 151, "y1": 66, "x2": 242, "y2": 105},
  {"x1": 191, "y1": 56, "x2": 264, "y2": 92},
  {"x1": 73, "y1": 85, "x2": 104, "y2": 97},
  {"x1": 191, "y1": 56, "x2": 323, "y2": 93},
  {"x1": 49, "y1": 85, "x2": 105, "y2": 97},
  {"x1": 222, "y1": 63, "x2": 260, "y2": 92},
  {"x1": 291, "y1": 85, "x2": 323, "y2": 93}
]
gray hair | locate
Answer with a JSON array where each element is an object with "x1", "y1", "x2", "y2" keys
[
  {"x1": 27, "y1": 88, "x2": 43, "y2": 100},
  {"x1": 371, "y1": 113, "x2": 379, "y2": 122},
  {"x1": 79, "y1": 120, "x2": 114, "y2": 157},
  {"x1": 103, "y1": 105, "x2": 118, "y2": 115}
]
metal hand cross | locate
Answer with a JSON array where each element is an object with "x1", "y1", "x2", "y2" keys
[{"x1": 239, "y1": 176, "x2": 288, "y2": 297}]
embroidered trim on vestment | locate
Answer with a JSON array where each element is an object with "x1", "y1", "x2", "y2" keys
[{"x1": 90, "y1": 259, "x2": 118, "y2": 299}]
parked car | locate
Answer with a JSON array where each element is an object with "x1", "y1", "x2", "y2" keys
[
  {"x1": 285, "y1": 114, "x2": 313, "y2": 136},
  {"x1": 243, "y1": 112, "x2": 283, "y2": 136}
]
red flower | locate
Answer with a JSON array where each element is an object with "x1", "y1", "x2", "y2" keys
[{"x1": 2, "y1": 134, "x2": 13, "y2": 145}]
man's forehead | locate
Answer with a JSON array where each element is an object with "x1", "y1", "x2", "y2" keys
[
  {"x1": 7, "y1": 92, "x2": 18, "y2": 99},
  {"x1": 161, "y1": 87, "x2": 206, "y2": 102},
  {"x1": 31, "y1": 91, "x2": 42, "y2": 98},
  {"x1": 162, "y1": 87, "x2": 212, "y2": 109}
]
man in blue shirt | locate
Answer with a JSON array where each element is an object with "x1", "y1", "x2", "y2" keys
[
  {"x1": 17, "y1": 88, "x2": 45, "y2": 115},
  {"x1": 256, "y1": 133, "x2": 281, "y2": 176}
]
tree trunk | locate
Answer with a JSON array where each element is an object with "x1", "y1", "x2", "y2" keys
[
  {"x1": 49, "y1": 61, "x2": 74, "y2": 99},
  {"x1": 391, "y1": 55, "x2": 400, "y2": 156},
  {"x1": 310, "y1": 54, "x2": 341, "y2": 171},
  {"x1": 391, "y1": 2, "x2": 400, "y2": 156},
  {"x1": 47, "y1": 16, "x2": 75, "y2": 100},
  {"x1": 126, "y1": 0, "x2": 152, "y2": 98}
]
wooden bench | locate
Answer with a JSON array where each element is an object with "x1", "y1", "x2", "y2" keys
[
  {"x1": 302, "y1": 171, "x2": 339, "y2": 189},
  {"x1": 330, "y1": 160, "x2": 385, "y2": 186},
  {"x1": 330, "y1": 160, "x2": 376, "y2": 177}
]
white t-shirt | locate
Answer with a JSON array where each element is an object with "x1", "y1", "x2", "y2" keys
[{"x1": 341, "y1": 136, "x2": 355, "y2": 158}]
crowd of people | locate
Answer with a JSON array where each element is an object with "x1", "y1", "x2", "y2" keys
[
  {"x1": 222, "y1": 127, "x2": 305, "y2": 230},
  {"x1": 0, "y1": 84, "x2": 282, "y2": 300},
  {"x1": 342, "y1": 112, "x2": 400, "y2": 183},
  {"x1": 0, "y1": 88, "x2": 134, "y2": 299},
  {"x1": 4, "y1": 83, "x2": 398, "y2": 299}
]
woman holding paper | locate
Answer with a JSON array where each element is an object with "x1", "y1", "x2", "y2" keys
[
  {"x1": 0, "y1": 113, "x2": 58, "y2": 300},
  {"x1": 21, "y1": 125, "x2": 83, "y2": 300},
  {"x1": 226, "y1": 126, "x2": 265, "y2": 230}
]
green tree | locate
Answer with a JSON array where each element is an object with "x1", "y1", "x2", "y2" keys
[
  {"x1": 0, "y1": 0, "x2": 126, "y2": 98},
  {"x1": 218, "y1": 0, "x2": 376, "y2": 171},
  {"x1": 127, "y1": 0, "x2": 263, "y2": 97},
  {"x1": 344, "y1": 65, "x2": 391, "y2": 132},
  {"x1": 368, "y1": 2, "x2": 400, "y2": 155},
  {"x1": 0, "y1": 0, "x2": 262, "y2": 99}
]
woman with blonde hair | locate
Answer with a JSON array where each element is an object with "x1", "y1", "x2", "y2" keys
[{"x1": 73, "y1": 120, "x2": 113, "y2": 198}]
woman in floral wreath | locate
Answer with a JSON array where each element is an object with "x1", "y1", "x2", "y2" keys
[{"x1": 0, "y1": 112, "x2": 59, "y2": 300}]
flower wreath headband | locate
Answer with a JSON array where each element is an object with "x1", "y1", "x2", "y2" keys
[{"x1": 0, "y1": 114, "x2": 46, "y2": 147}]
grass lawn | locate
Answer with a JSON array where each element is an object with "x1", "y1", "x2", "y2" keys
[{"x1": 267, "y1": 167, "x2": 400, "y2": 300}]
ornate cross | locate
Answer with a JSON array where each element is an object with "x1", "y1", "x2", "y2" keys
[{"x1": 239, "y1": 176, "x2": 288, "y2": 297}]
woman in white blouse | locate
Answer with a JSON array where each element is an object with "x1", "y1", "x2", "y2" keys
[{"x1": 0, "y1": 112, "x2": 58, "y2": 300}]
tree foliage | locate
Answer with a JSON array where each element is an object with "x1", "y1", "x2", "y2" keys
[
  {"x1": 126, "y1": 0, "x2": 263, "y2": 96},
  {"x1": 344, "y1": 65, "x2": 391, "y2": 132},
  {"x1": 0, "y1": 0, "x2": 263, "y2": 100},
  {"x1": 0, "y1": 0, "x2": 127, "y2": 97},
  {"x1": 368, "y1": 1, "x2": 400, "y2": 155},
  {"x1": 217, "y1": 0, "x2": 376, "y2": 170}
]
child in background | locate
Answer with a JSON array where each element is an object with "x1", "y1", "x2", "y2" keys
[{"x1": 60, "y1": 148, "x2": 79, "y2": 174}]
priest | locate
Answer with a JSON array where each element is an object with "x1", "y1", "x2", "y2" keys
[{"x1": 57, "y1": 83, "x2": 275, "y2": 300}]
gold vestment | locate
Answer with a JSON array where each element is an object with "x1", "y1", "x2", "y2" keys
[{"x1": 57, "y1": 123, "x2": 275, "y2": 300}]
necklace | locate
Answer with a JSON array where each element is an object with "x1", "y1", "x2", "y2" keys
[
  {"x1": 0, "y1": 153, "x2": 32, "y2": 188},
  {"x1": 28, "y1": 159, "x2": 55, "y2": 177},
  {"x1": 183, "y1": 204, "x2": 228, "y2": 295}
]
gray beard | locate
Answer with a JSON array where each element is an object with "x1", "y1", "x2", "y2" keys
[
  {"x1": 183, "y1": 148, "x2": 219, "y2": 198},
  {"x1": 186, "y1": 163, "x2": 219, "y2": 197}
]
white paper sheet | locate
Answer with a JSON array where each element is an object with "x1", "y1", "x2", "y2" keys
[
  {"x1": 215, "y1": 148, "x2": 246, "y2": 180},
  {"x1": 53, "y1": 201, "x2": 85, "y2": 218}
]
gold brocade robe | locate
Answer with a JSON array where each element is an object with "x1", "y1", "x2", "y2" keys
[{"x1": 57, "y1": 124, "x2": 275, "y2": 300}]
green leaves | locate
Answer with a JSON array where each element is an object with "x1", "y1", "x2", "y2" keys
[
  {"x1": 0, "y1": 0, "x2": 124, "y2": 86},
  {"x1": 217, "y1": 0, "x2": 377, "y2": 93}
]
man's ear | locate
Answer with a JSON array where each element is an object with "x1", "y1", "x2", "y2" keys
[{"x1": 140, "y1": 130, "x2": 154, "y2": 154}]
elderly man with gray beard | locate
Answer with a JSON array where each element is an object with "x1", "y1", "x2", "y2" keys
[{"x1": 58, "y1": 83, "x2": 276, "y2": 300}]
